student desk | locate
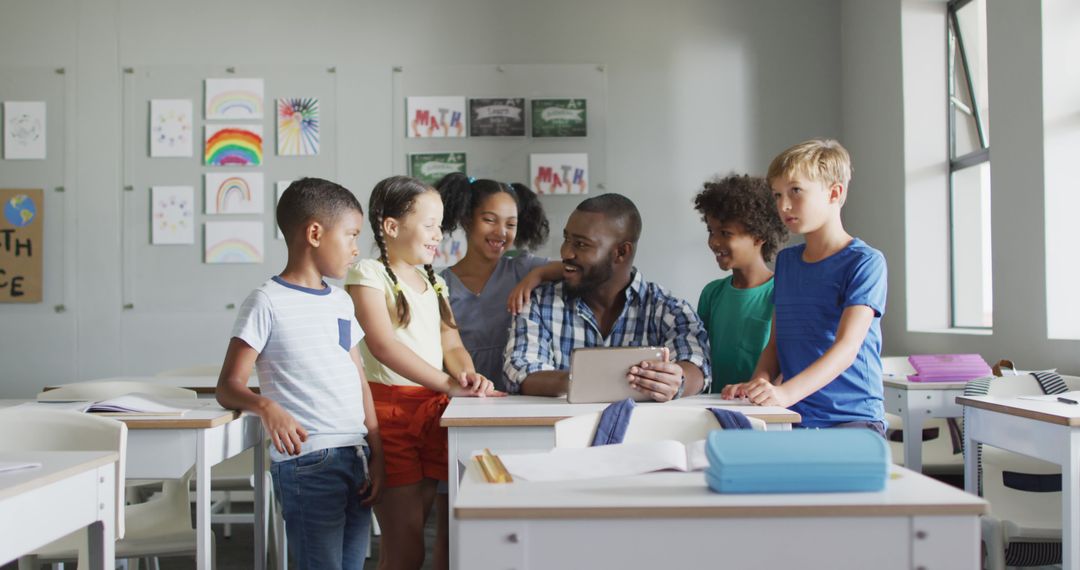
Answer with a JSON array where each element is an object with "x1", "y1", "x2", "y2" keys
[
  {"x1": 454, "y1": 464, "x2": 986, "y2": 569},
  {"x1": 0, "y1": 401, "x2": 267, "y2": 570},
  {"x1": 958, "y1": 394, "x2": 1080, "y2": 569},
  {"x1": 883, "y1": 376, "x2": 968, "y2": 472},
  {"x1": 440, "y1": 395, "x2": 800, "y2": 570},
  {"x1": 43, "y1": 375, "x2": 260, "y2": 396},
  {"x1": 0, "y1": 451, "x2": 118, "y2": 569}
]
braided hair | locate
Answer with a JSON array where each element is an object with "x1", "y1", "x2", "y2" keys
[
  {"x1": 436, "y1": 172, "x2": 550, "y2": 251},
  {"x1": 368, "y1": 175, "x2": 457, "y2": 329}
]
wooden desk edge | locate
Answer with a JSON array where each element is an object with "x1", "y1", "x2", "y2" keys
[
  {"x1": 956, "y1": 396, "x2": 1080, "y2": 427},
  {"x1": 454, "y1": 502, "x2": 987, "y2": 520},
  {"x1": 120, "y1": 409, "x2": 241, "y2": 429},
  {"x1": 0, "y1": 452, "x2": 119, "y2": 501},
  {"x1": 441, "y1": 412, "x2": 801, "y2": 428}
]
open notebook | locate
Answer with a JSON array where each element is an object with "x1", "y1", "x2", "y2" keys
[
  {"x1": 495, "y1": 440, "x2": 707, "y2": 482},
  {"x1": 37, "y1": 393, "x2": 191, "y2": 416}
]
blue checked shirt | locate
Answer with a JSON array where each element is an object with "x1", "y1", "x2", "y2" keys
[{"x1": 503, "y1": 269, "x2": 712, "y2": 394}]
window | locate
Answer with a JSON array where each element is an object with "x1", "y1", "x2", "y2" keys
[{"x1": 947, "y1": 0, "x2": 991, "y2": 328}]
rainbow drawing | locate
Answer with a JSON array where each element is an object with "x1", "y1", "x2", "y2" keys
[
  {"x1": 205, "y1": 78, "x2": 265, "y2": 120},
  {"x1": 205, "y1": 221, "x2": 264, "y2": 264},
  {"x1": 277, "y1": 98, "x2": 320, "y2": 156},
  {"x1": 204, "y1": 173, "x2": 264, "y2": 214},
  {"x1": 205, "y1": 125, "x2": 263, "y2": 166}
]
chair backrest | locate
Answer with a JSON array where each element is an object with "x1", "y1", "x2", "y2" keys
[
  {"x1": 881, "y1": 355, "x2": 915, "y2": 377},
  {"x1": 155, "y1": 365, "x2": 220, "y2": 377},
  {"x1": 554, "y1": 406, "x2": 766, "y2": 448},
  {"x1": 38, "y1": 380, "x2": 199, "y2": 401},
  {"x1": 0, "y1": 409, "x2": 127, "y2": 538}
]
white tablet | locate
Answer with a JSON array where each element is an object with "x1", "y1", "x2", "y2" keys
[{"x1": 567, "y1": 346, "x2": 666, "y2": 404}]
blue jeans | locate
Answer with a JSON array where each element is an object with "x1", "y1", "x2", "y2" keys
[{"x1": 270, "y1": 445, "x2": 372, "y2": 570}]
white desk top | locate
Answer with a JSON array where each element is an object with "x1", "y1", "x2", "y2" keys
[
  {"x1": 0, "y1": 399, "x2": 242, "y2": 429},
  {"x1": 440, "y1": 395, "x2": 801, "y2": 427},
  {"x1": 0, "y1": 451, "x2": 117, "y2": 501},
  {"x1": 455, "y1": 464, "x2": 987, "y2": 520},
  {"x1": 882, "y1": 375, "x2": 969, "y2": 390},
  {"x1": 957, "y1": 394, "x2": 1080, "y2": 426},
  {"x1": 44, "y1": 375, "x2": 259, "y2": 395}
]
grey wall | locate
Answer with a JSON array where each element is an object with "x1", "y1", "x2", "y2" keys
[{"x1": 0, "y1": 0, "x2": 843, "y2": 396}]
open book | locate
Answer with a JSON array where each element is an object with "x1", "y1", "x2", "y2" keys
[
  {"x1": 37, "y1": 393, "x2": 191, "y2": 416},
  {"x1": 0, "y1": 461, "x2": 42, "y2": 474},
  {"x1": 495, "y1": 440, "x2": 708, "y2": 482}
]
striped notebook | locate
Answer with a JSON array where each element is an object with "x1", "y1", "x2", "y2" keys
[{"x1": 907, "y1": 354, "x2": 991, "y2": 383}]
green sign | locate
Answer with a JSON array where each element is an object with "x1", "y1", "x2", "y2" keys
[
  {"x1": 531, "y1": 99, "x2": 587, "y2": 137},
  {"x1": 408, "y1": 152, "x2": 467, "y2": 186}
]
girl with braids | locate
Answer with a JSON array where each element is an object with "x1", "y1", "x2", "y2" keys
[
  {"x1": 345, "y1": 175, "x2": 498, "y2": 570},
  {"x1": 436, "y1": 172, "x2": 562, "y2": 392}
]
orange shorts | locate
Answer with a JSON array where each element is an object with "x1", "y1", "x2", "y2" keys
[{"x1": 370, "y1": 383, "x2": 449, "y2": 488}]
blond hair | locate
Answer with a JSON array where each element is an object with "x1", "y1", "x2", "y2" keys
[{"x1": 766, "y1": 139, "x2": 852, "y2": 190}]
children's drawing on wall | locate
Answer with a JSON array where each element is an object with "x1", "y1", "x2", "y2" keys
[
  {"x1": 205, "y1": 221, "x2": 264, "y2": 264},
  {"x1": 151, "y1": 186, "x2": 195, "y2": 245},
  {"x1": 408, "y1": 152, "x2": 467, "y2": 187},
  {"x1": 204, "y1": 172, "x2": 264, "y2": 214},
  {"x1": 277, "y1": 98, "x2": 320, "y2": 156},
  {"x1": 530, "y1": 153, "x2": 589, "y2": 195},
  {"x1": 205, "y1": 78, "x2": 265, "y2": 120},
  {"x1": 149, "y1": 99, "x2": 193, "y2": 158},
  {"x1": 531, "y1": 99, "x2": 587, "y2": 138},
  {"x1": 433, "y1": 228, "x2": 467, "y2": 269},
  {"x1": 406, "y1": 96, "x2": 466, "y2": 138},
  {"x1": 205, "y1": 124, "x2": 263, "y2": 166},
  {"x1": 275, "y1": 180, "x2": 292, "y2": 239},
  {"x1": 3, "y1": 101, "x2": 46, "y2": 160},
  {"x1": 1, "y1": 188, "x2": 43, "y2": 302},
  {"x1": 468, "y1": 98, "x2": 525, "y2": 137}
]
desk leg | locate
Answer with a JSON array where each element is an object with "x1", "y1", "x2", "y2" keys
[
  {"x1": 448, "y1": 427, "x2": 460, "y2": 570},
  {"x1": 88, "y1": 465, "x2": 116, "y2": 570},
  {"x1": 196, "y1": 430, "x2": 213, "y2": 570},
  {"x1": 963, "y1": 408, "x2": 978, "y2": 495},
  {"x1": 1064, "y1": 431, "x2": 1080, "y2": 570},
  {"x1": 254, "y1": 429, "x2": 267, "y2": 570}
]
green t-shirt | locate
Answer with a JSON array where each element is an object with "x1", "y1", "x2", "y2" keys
[{"x1": 697, "y1": 276, "x2": 775, "y2": 392}]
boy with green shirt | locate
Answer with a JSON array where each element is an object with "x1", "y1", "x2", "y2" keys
[{"x1": 693, "y1": 174, "x2": 788, "y2": 392}]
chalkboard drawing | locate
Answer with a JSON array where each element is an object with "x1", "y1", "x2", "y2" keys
[
  {"x1": 205, "y1": 124, "x2": 263, "y2": 166},
  {"x1": 205, "y1": 78, "x2": 264, "y2": 120},
  {"x1": 151, "y1": 186, "x2": 195, "y2": 245},
  {"x1": 205, "y1": 221, "x2": 264, "y2": 264},
  {"x1": 3, "y1": 101, "x2": 46, "y2": 159},
  {"x1": 530, "y1": 153, "x2": 589, "y2": 195},
  {"x1": 204, "y1": 172, "x2": 264, "y2": 214},
  {"x1": 275, "y1": 180, "x2": 293, "y2": 239},
  {"x1": 531, "y1": 99, "x2": 587, "y2": 138},
  {"x1": 150, "y1": 99, "x2": 193, "y2": 158},
  {"x1": 277, "y1": 98, "x2": 320, "y2": 156},
  {"x1": 408, "y1": 153, "x2": 466, "y2": 187},
  {"x1": 468, "y1": 98, "x2": 525, "y2": 137},
  {"x1": 406, "y1": 96, "x2": 466, "y2": 138}
]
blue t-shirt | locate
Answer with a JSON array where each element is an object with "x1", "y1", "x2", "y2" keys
[{"x1": 773, "y1": 238, "x2": 887, "y2": 427}]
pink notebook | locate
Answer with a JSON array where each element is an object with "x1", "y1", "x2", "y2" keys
[{"x1": 907, "y1": 354, "x2": 992, "y2": 383}]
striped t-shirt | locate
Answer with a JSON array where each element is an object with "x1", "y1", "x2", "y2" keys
[{"x1": 232, "y1": 276, "x2": 368, "y2": 462}]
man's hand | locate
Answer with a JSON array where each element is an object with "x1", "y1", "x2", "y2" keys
[{"x1": 628, "y1": 347, "x2": 683, "y2": 402}]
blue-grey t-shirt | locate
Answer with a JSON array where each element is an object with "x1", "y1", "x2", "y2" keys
[
  {"x1": 440, "y1": 254, "x2": 548, "y2": 391},
  {"x1": 773, "y1": 238, "x2": 887, "y2": 427}
]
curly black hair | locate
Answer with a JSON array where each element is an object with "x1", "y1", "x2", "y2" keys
[
  {"x1": 435, "y1": 172, "x2": 550, "y2": 251},
  {"x1": 692, "y1": 174, "x2": 788, "y2": 262}
]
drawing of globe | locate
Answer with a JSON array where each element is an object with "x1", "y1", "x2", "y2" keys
[{"x1": 4, "y1": 194, "x2": 37, "y2": 227}]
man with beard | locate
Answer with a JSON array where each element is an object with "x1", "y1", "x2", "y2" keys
[{"x1": 502, "y1": 193, "x2": 711, "y2": 401}]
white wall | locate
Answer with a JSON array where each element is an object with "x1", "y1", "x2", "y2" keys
[
  {"x1": 0, "y1": 0, "x2": 843, "y2": 396},
  {"x1": 842, "y1": 0, "x2": 1080, "y2": 373}
]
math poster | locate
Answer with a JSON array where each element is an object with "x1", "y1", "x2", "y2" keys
[
  {"x1": 406, "y1": 96, "x2": 467, "y2": 138},
  {"x1": 1, "y1": 189, "x2": 43, "y2": 302},
  {"x1": 530, "y1": 153, "x2": 589, "y2": 195}
]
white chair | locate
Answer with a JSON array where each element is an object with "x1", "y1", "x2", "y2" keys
[
  {"x1": 31, "y1": 381, "x2": 212, "y2": 570},
  {"x1": 555, "y1": 406, "x2": 766, "y2": 448},
  {"x1": 881, "y1": 355, "x2": 964, "y2": 474},
  {"x1": 972, "y1": 373, "x2": 1080, "y2": 570},
  {"x1": 0, "y1": 409, "x2": 127, "y2": 570}
]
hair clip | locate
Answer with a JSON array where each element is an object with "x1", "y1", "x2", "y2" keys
[
  {"x1": 434, "y1": 283, "x2": 448, "y2": 297},
  {"x1": 393, "y1": 282, "x2": 403, "y2": 294},
  {"x1": 467, "y1": 176, "x2": 476, "y2": 184}
]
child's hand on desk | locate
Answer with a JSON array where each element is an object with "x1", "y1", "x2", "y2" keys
[
  {"x1": 741, "y1": 378, "x2": 793, "y2": 408},
  {"x1": 259, "y1": 400, "x2": 309, "y2": 455},
  {"x1": 450, "y1": 372, "x2": 505, "y2": 398}
]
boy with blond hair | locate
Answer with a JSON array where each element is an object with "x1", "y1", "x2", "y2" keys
[{"x1": 722, "y1": 139, "x2": 888, "y2": 436}]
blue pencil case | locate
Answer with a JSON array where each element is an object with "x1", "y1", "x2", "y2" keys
[{"x1": 704, "y1": 429, "x2": 889, "y2": 494}]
